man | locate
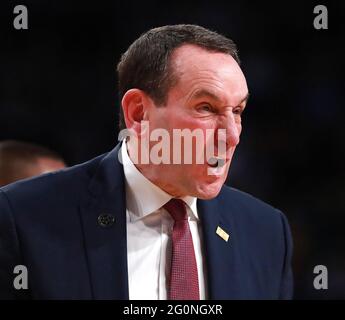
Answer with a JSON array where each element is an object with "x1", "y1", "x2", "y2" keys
[
  {"x1": 0, "y1": 25, "x2": 293, "y2": 299},
  {"x1": 0, "y1": 140, "x2": 66, "y2": 187}
]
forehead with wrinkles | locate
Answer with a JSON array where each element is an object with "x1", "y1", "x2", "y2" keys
[{"x1": 168, "y1": 44, "x2": 248, "y2": 106}]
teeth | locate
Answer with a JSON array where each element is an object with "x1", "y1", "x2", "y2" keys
[
  {"x1": 217, "y1": 158, "x2": 225, "y2": 167},
  {"x1": 208, "y1": 157, "x2": 225, "y2": 168},
  {"x1": 208, "y1": 157, "x2": 218, "y2": 167}
]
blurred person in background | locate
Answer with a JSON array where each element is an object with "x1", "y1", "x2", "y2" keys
[{"x1": 0, "y1": 140, "x2": 66, "y2": 187}]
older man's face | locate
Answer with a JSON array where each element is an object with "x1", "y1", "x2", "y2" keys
[{"x1": 139, "y1": 44, "x2": 249, "y2": 199}]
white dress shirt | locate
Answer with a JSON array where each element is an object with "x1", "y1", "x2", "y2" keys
[{"x1": 121, "y1": 140, "x2": 207, "y2": 300}]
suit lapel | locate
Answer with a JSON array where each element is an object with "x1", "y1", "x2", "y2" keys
[
  {"x1": 198, "y1": 190, "x2": 244, "y2": 299},
  {"x1": 79, "y1": 143, "x2": 129, "y2": 299},
  {"x1": 78, "y1": 142, "x2": 245, "y2": 299}
]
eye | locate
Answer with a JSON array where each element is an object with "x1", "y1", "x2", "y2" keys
[
  {"x1": 233, "y1": 107, "x2": 244, "y2": 115},
  {"x1": 197, "y1": 104, "x2": 214, "y2": 113}
]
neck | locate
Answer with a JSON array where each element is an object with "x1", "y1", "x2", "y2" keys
[{"x1": 126, "y1": 139, "x2": 186, "y2": 198}]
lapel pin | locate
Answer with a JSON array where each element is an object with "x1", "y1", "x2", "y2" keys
[
  {"x1": 98, "y1": 213, "x2": 115, "y2": 227},
  {"x1": 216, "y1": 226, "x2": 229, "y2": 242}
]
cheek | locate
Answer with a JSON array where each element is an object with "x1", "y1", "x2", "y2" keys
[
  {"x1": 150, "y1": 110, "x2": 168, "y2": 130},
  {"x1": 174, "y1": 119, "x2": 217, "y2": 139},
  {"x1": 237, "y1": 123, "x2": 242, "y2": 135}
]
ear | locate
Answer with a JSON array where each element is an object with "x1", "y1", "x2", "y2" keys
[{"x1": 121, "y1": 89, "x2": 150, "y2": 134}]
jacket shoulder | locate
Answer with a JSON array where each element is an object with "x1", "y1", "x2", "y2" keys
[{"x1": 220, "y1": 184, "x2": 282, "y2": 216}]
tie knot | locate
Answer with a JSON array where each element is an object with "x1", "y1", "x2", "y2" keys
[{"x1": 163, "y1": 198, "x2": 188, "y2": 222}]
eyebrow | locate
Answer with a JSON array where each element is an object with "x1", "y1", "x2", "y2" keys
[
  {"x1": 191, "y1": 89, "x2": 250, "y2": 106},
  {"x1": 241, "y1": 92, "x2": 250, "y2": 104}
]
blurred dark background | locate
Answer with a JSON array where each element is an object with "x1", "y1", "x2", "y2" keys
[{"x1": 0, "y1": 0, "x2": 344, "y2": 299}]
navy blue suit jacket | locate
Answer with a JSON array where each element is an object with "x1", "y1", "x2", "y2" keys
[{"x1": 0, "y1": 143, "x2": 293, "y2": 299}]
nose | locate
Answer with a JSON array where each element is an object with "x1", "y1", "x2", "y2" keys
[{"x1": 216, "y1": 113, "x2": 241, "y2": 150}]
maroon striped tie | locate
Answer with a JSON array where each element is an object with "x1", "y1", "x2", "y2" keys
[{"x1": 164, "y1": 198, "x2": 200, "y2": 300}]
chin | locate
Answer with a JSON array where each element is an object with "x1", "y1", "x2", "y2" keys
[{"x1": 193, "y1": 181, "x2": 224, "y2": 199}]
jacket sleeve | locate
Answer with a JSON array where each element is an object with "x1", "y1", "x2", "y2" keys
[
  {"x1": 277, "y1": 210, "x2": 294, "y2": 299},
  {"x1": 0, "y1": 189, "x2": 27, "y2": 299}
]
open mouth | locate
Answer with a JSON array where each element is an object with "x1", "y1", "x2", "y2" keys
[{"x1": 207, "y1": 157, "x2": 226, "y2": 168}]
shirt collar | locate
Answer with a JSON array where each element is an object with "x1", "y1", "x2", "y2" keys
[{"x1": 121, "y1": 139, "x2": 198, "y2": 222}]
